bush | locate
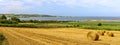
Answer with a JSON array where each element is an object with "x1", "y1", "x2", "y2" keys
[
  {"x1": 98, "y1": 23, "x2": 102, "y2": 26},
  {"x1": 0, "y1": 15, "x2": 7, "y2": 20},
  {"x1": 0, "y1": 34, "x2": 5, "y2": 45},
  {"x1": 0, "y1": 34, "x2": 5, "y2": 41},
  {"x1": 11, "y1": 17, "x2": 20, "y2": 22},
  {"x1": 0, "y1": 20, "x2": 18, "y2": 24}
]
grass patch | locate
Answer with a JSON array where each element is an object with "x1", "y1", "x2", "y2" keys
[{"x1": 0, "y1": 34, "x2": 5, "y2": 45}]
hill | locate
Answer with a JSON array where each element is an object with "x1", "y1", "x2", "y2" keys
[{"x1": 0, "y1": 14, "x2": 56, "y2": 18}]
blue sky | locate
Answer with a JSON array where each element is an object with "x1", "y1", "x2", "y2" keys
[{"x1": 0, "y1": 0, "x2": 120, "y2": 16}]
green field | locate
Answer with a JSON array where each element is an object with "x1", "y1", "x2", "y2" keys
[
  {"x1": 0, "y1": 21, "x2": 120, "y2": 31},
  {"x1": 67, "y1": 21, "x2": 120, "y2": 31}
]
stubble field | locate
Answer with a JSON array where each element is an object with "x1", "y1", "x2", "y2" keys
[{"x1": 1, "y1": 27, "x2": 120, "y2": 45}]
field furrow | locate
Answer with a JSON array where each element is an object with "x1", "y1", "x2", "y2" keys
[
  {"x1": 14, "y1": 28, "x2": 90, "y2": 44},
  {"x1": 9, "y1": 29, "x2": 79, "y2": 45},
  {"x1": 3, "y1": 29, "x2": 46, "y2": 45},
  {"x1": 1, "y1": 27, "x2": 118, "y2": 45}
]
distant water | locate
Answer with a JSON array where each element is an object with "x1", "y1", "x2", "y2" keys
[{"x1": 20, "y1": 17, "x2": 120, "y2": 21}]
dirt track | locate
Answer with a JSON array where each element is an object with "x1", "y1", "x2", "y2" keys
[{"x1": 1, "y1": 27, "x2": 120, "y2": 45}]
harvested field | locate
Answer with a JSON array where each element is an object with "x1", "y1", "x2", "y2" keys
[{"x1": 0, "y1": 27, "x2": 120, "y2": 45}]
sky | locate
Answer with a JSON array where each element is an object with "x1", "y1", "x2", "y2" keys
[{"x1": 0, "y1": 0, "x2": 120, "y2": 16}]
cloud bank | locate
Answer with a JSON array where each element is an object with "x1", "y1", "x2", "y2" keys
[{"x1": 0, "y1": 0, "x2": 120, "y2": 14}]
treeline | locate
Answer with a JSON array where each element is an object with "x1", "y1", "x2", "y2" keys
[
  {"x1": 0, "y1": 15, "x2": 20, "y2": 24},
  {"x1": 21, "y1": 20, "x2": 71, "y2": 23},
  {"x1": 0, "y1": 14, "x2": 55, "y2": 18},
  {"x1": 0, "y1": 24, "x2": 75, "y2": 28}
]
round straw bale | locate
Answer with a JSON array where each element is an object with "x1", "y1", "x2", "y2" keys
[
  {"x1": 105, "y1": 32, "x2": 114, "y2": 37},
  {"x1": 87, "y1": 31, "x2": 99, "y2": 41},
  {"x1": 97, "y1": 30, "x2": 106, "y2": 36}
]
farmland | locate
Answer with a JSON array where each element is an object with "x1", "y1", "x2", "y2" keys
[
  {"x1": 0, "y1": 15, "x2": 120, "y2": 45},
  {"x1": 1, "y1": 27, "x2": 120, "y2": 45}
]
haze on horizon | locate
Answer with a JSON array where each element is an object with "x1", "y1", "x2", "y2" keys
[{"x1": 0, "y1": 0, "x2": 120, "y2": 17}]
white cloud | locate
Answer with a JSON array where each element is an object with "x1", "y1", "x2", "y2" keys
[
  {"x1": 44, "y1": 0, "x2": 120, "y2": 8},
  {"x1": 1, "y1": 4, "x2": 31, "y2": 13},
  {"x1": 48, "y1": 0, "x2": 114, "y2": 8},
  {"x1": 0, "y1": 0, "x2": 2, "y2": 1},
  {"x1": 0, "y1": 0, "x2": 120, "y2": 13},
  {"x1": 0, "y1": 0, "x2": 33, "y2": 14}
]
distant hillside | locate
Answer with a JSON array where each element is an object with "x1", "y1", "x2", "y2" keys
[{"x1": 0, "y1": 14, "x2": 56, "y2": 18}]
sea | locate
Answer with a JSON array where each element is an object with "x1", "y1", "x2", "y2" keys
[{"x1": 19, "y1": 16, "x2": 120, "y2": 22}]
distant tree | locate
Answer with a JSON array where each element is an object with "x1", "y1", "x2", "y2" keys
[
  {"x1": 11, "y1": 17, "x2": 20, "y2": 22},
  {"x1": 1, "y1": 15, "x2": 7, "y2": 20},
  {"x1": 98, "y1": 23, "x2": 102, "y2": 26},
  {"x1": 29, "y1": 20, "x2": 34, "y2": 22},
  {"x1": 0, "y1": 20, "x2": 18, "y2": 24}
]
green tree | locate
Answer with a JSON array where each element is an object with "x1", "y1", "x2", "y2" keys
[
  {"x1": 11, "y1": 17, "x2": 20, "y2": 22},
  {"x1": 1, "y1": 15, "x2": 7, "y2": 20},
  {"x1": 0, "y1": 20, "x2": 18, "y2": 24},
  {"x1": 98, "y1": 23, "x2": 102, "y2": 26}
]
